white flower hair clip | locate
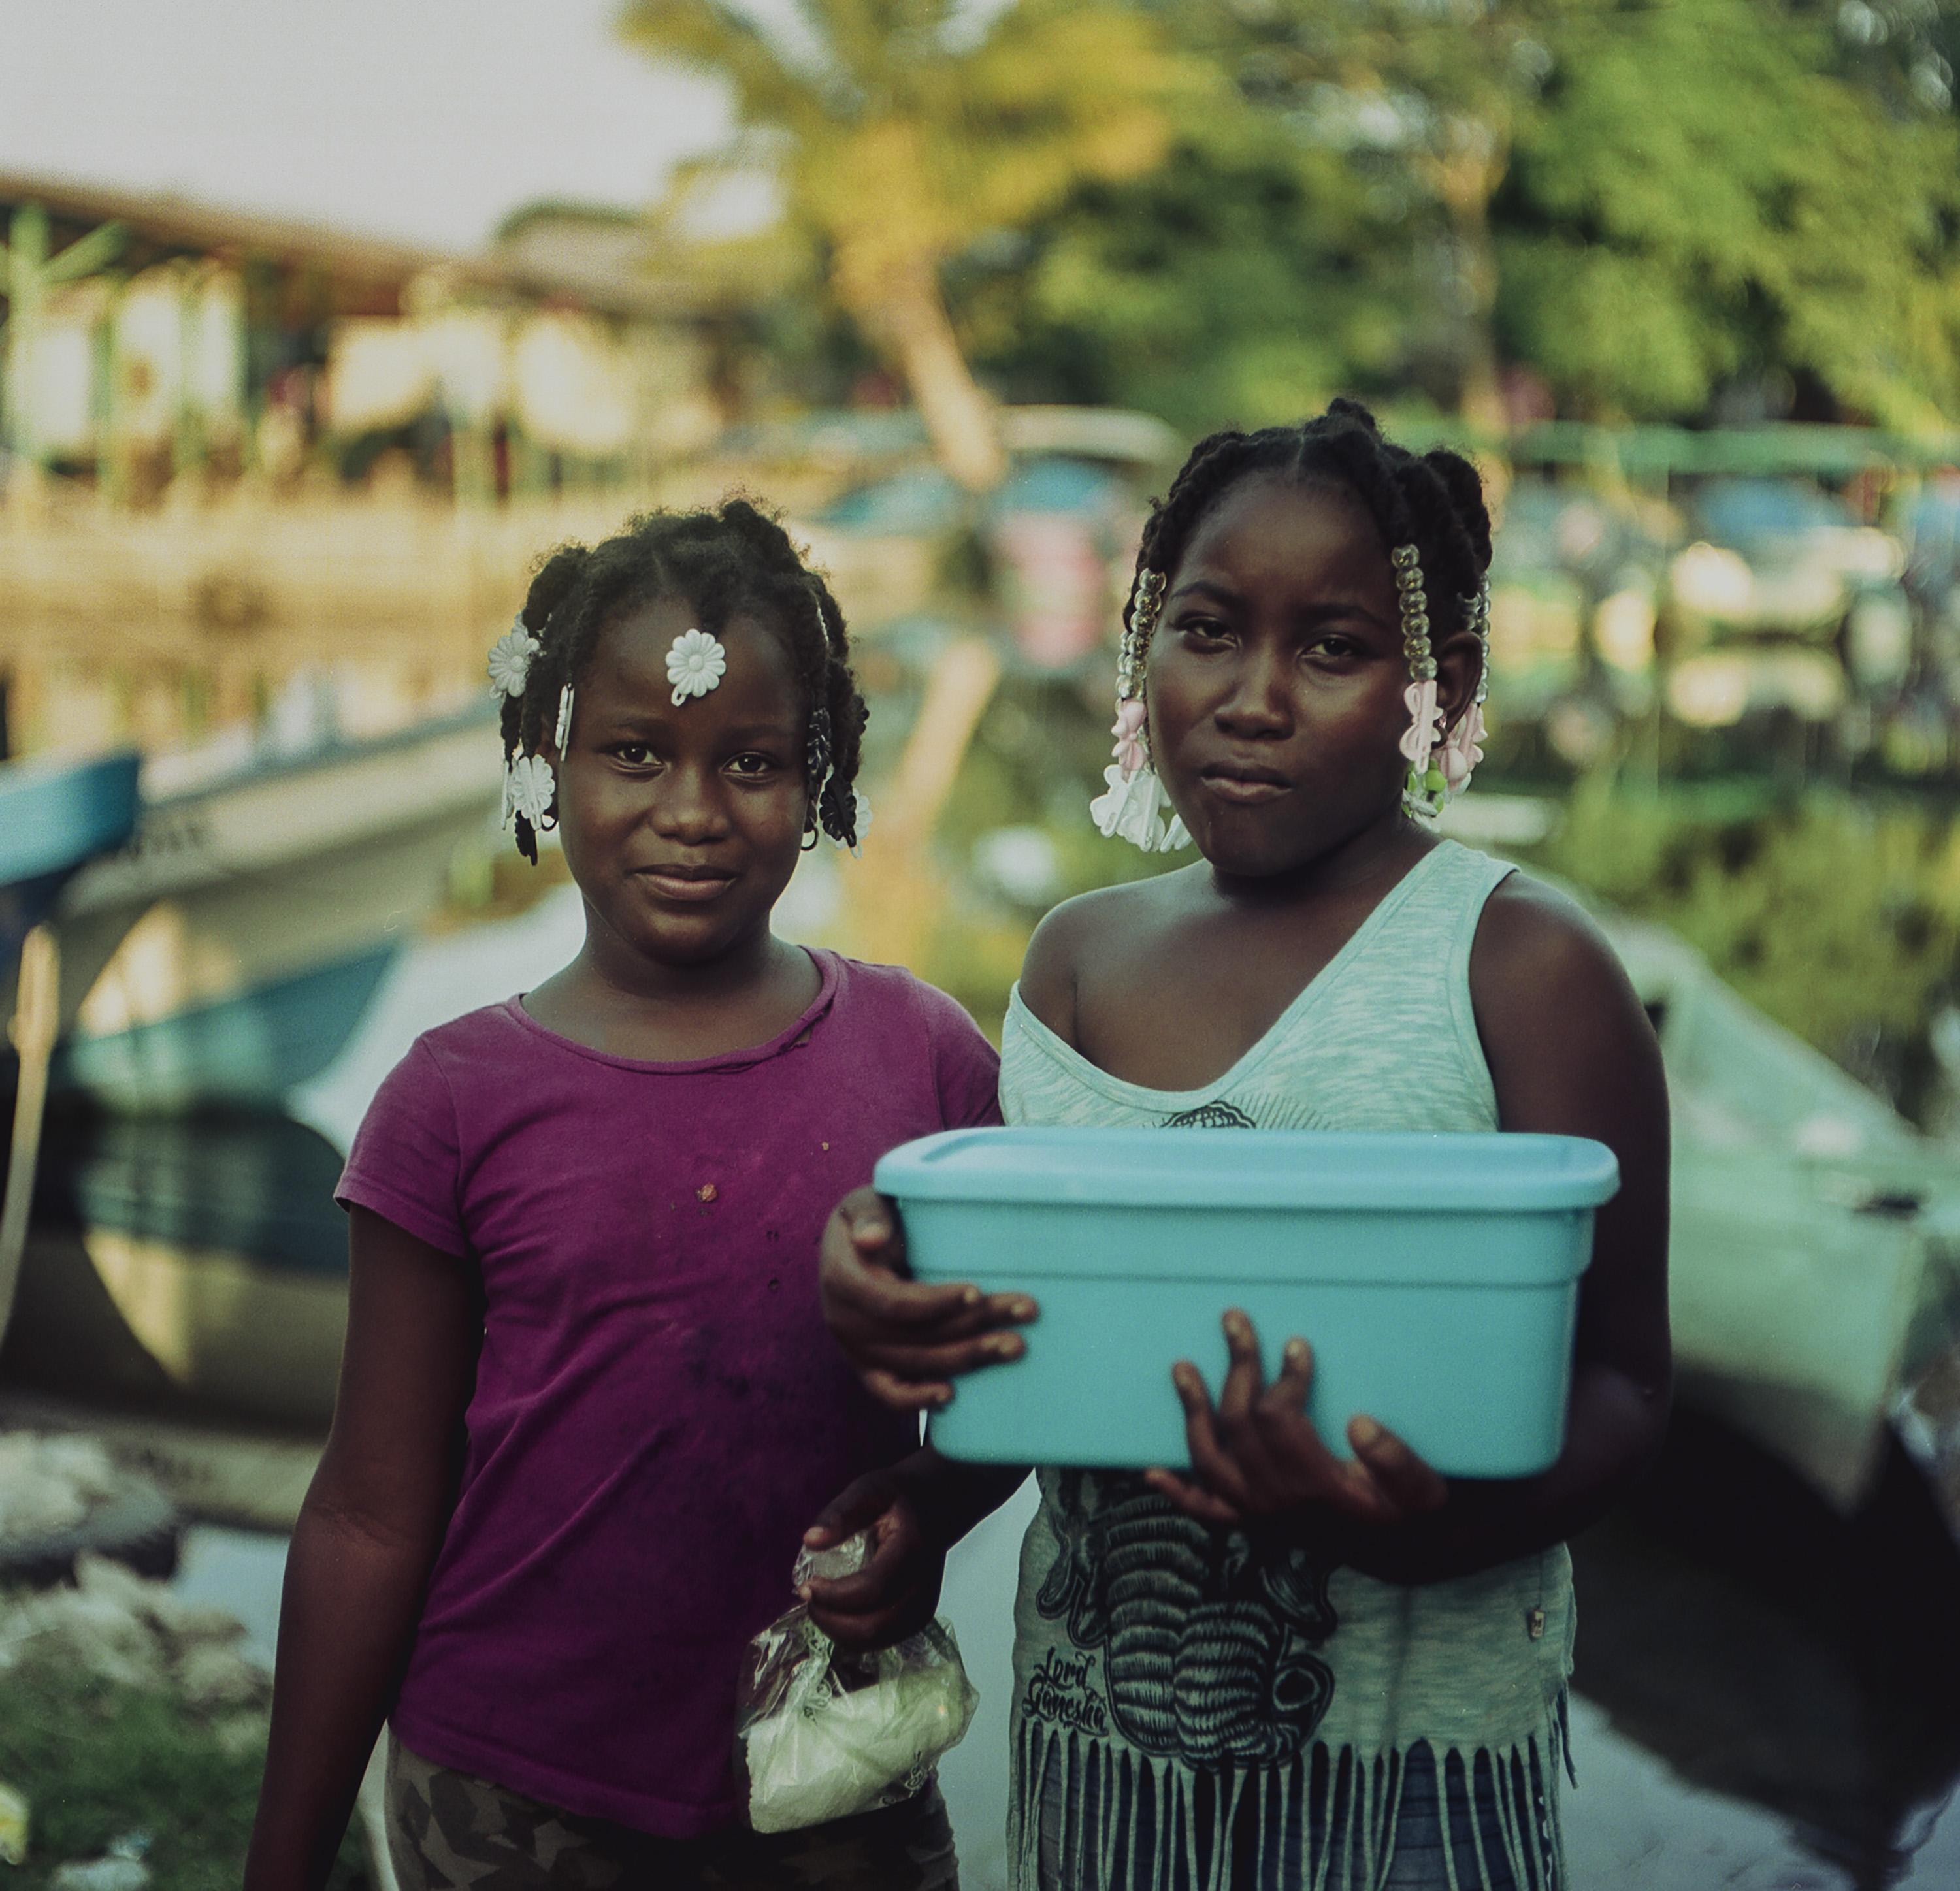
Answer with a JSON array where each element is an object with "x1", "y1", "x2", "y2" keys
[
  {"x1": 666, "y1": 628, "x2": 727, "y2": 706},
  {"x1": 488, "y1": 619, "x2": 540, "y2": 697},
  {"x1": 503, "y1": 752, "x2": 557, "y2": 832}
]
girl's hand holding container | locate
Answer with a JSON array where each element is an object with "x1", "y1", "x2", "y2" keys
[
  {"x1": 1147, "y1": 1310, "x2": 1448, "y2": 1530},
  {"x1": 819, "y1": 1186, "x2": 1038, "y2": 1410}
]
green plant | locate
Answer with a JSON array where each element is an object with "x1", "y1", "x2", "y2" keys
[{"x1": 0, "y1": 1645, "x2": 367, "y2": 1891}]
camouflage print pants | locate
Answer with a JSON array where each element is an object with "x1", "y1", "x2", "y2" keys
[{"x1": 385, "y1": 1735, "x2": 960, "y2": 1891}]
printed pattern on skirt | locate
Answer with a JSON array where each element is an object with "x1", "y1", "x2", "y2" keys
[{"x1": 385, "y1": 1735, "x2": 960, "y2": 1891}]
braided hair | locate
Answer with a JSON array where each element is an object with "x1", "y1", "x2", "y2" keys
[
  {"x1": 1126, "y1": 397, "x2": 1493, "y2": 666},
  {"x1": 499, "y1": 499, "x2": 868, "y2": 864}
]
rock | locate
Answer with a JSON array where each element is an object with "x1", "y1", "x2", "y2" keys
[
  {"x1": 74, "y1": 1553, "x2": 244, "y2": 1648},
  {"x1": 0, "y1": 1552, "x2": 261, "y2": 1700},
  {"x1": 50, "y1": 1859, "x2": 150, "y2": 1891},
  {"x1": 0, "y1": 1434, "x2": 118, "y2": 1542},
  {"x1": 1, "y1": 1585, "x2": 165, "y2": 1690},
  {"x1": 212, "y1": 1708, "x2": 272, "y2": 1760},
  {"x1": 174, "y1": 1641, "x2": 269, "y2": 1712},
  {"x1": 0, "y1": 1435, "x2": 180, "y2": 1586}
]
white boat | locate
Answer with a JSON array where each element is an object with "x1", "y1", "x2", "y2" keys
[
  {"x1": 52, "y1": 702, "x2": 505, "y2": 1113},
  {"x1": 5, "y1": 888, "x2": 589, "y2": 1426},
  {"x1": 1608, "y1": 913, "x2": 1960, "y2": 1511}
]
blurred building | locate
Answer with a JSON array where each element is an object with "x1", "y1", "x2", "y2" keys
[
  {"x1": 0, "y1": 173, "x2": 727, "y2": 504},
  {"x1": 0, "y1": 176, "x2": 742, "y2": 762}
]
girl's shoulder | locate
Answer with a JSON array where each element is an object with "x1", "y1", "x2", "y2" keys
[
  {"x1": 823, "y1": 954, "x2": 1000, "y2": 1126},
  {"x1": 1472, "y1": 867, "x2": 1624, "y2": 986},
  {"x1": 824, "y1": 953, "x2": 995, "y2": 1059},
  {"x1": 1019, "y1": 871, "x2": 1196, "y2": 1044},
  {"x1": 357, "y1": 1001, "x2": 532, "y2": 1129},
  {"x1": 1022, "y1": 874, "x2": 1186, "y2": 970},
  {"x1": 1469, "y1": 867, "x2": 1654, "y2": 1067},
  {"x1": 401, "y1": 997, "x2": 538, "y2": 1075}
]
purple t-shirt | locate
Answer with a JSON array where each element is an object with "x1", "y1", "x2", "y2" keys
[{"x1": 335, "y1": 950, "x2": 1001, "y2": 1836}]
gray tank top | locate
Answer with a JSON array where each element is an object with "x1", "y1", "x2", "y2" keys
[{"x1": 998, "y1": 841, "x2": 1573, "y2": 1890}]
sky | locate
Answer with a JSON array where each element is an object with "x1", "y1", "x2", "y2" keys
[{"x1": 0, "y1": 0, "x2": 734, "y2": 252}]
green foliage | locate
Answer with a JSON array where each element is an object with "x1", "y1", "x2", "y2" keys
[
  {"x1": 1497, "y1": 0, "x2": 1960, "y2": 425},
  {"x1": 0, "y1": 1643, "x2": 367, "y2": 1891},
  {"x1": 621, "y1": 1, "x2": 1210, "y2": 324},
  {"x1": 969, "y1": 0, "x2": 1960, "y2": 430},
  {"x1": 964, "y1": 128, "x2": 1416, "y2": 432},
  {"x1": 630, "y1": 0, "x2": 1960, "y2": 436},
  {"x1": 1523, "y1": 782, "x2": 1960, "y2": 1110}
]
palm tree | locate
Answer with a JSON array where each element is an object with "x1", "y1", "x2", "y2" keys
[{"x1": 620, "y1": 0, "x2": 1206, "y2": 491}]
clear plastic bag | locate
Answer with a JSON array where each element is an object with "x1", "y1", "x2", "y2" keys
[{"x1": 736, "y1": 1533, "x2": 978, "y2": 1834}]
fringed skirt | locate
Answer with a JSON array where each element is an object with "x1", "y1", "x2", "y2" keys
[{"x1": 1013, "y1": 1714, "x2": 1568, "y2": 1891}]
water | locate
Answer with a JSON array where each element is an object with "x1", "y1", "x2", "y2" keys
[{"x1": 53, "y1": 892, "x2": 1960, "y2": 1885}]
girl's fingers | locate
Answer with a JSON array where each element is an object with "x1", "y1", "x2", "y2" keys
[
  {"x1": 836, "y1": 1187, "x2": 897, "y2": 1247},
  {"x1": 1348, "y1": 1416, "x2": 1449, "y2": 1514},
  {"x1": 1247, "y1": 1337, "x2": 1347, "y2": 1487},
  {"x1": 838, "y1": 1272, "x2": 1036, "y2": 1338},
  {"x1": 1265, "y1": 1336, "x2": 1314, "y2": 1415},
  {"x1": 1174, "y1": 1361, "x2": 1259, "y2": 1515},
  {"x1": 1144, "y1": 1466, "x2": 1243, "y2": 1527},
  {"x1": 801, "y1": 1476, "x2": 899, "y2": 1550},
  {"x1": 1214, "y1": 1310, "x2": 1266, "y2": 1427},
  {"x1": 866, "y1": 1331, "x2": 1028, "y2": 1380},
  {"x1": 1211, "y1": 1312, "x2": 1293, "y2": 1498},
  {"x1": 861, "y1": 1367, "x2": 951, "y2": 1412},
  {"x1": 836, "y1": 1272, "x2": 977, "y2": 1327}
]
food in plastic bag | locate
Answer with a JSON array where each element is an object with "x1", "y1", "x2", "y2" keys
[{"x1": 737, "y1": 1534, "x2": 978, "y2": 1834}]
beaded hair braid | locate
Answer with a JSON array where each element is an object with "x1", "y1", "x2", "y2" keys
[
  {"x1": 498, "y1": 500, "x2": 867, "y2": 864},
  {"x1": 1119, "y1": 398, "x2": 1493, "y2": 816}
]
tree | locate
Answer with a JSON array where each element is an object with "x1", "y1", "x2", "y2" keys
[
  {"x1": 620, "y1": 0, "x2": 1208, "y2": 489},
  {"x1": 1495, "y1": 0, "x2": 1960, "y2": 427},
  {"x1": 1158, "y1": 0, "x2": 1587, "y2": 429},
  {"x1": 960, "y1": 89, "x2": 1420, "y2": 433}
]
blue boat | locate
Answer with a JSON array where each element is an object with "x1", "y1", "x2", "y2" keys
[{"x1": 0, "y1": 749, "x2": 142, "y2": 982}]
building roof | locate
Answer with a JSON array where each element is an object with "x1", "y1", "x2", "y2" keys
[{"x1": 0, "y1": 171, "x2": 704, "y2": 321}]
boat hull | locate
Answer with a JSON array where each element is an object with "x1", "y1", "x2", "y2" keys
[
  {"x1": 54, "y1": 705, "x2": 502, "y2": 1112},
  {"x1": 0, "y1": 751, "x2": 142, "y2": 975},
  {"x1": 6, "y1": 1111, "x2": 349, "y2": 1426},
  {"x1": 1606, "y1": 911, "x2": 1960, "y2": 1511}
]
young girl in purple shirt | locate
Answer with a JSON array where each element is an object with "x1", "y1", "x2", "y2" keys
[{"x1": 246, "y1": 502, "x2": 1000, "y2": 1891}]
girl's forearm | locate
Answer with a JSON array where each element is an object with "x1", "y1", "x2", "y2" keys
[
  {"x1": 244, "y1": 1494, "x2": 446, "y2": 1891},
  {"x1": 1323, "y1": 1363, "x2": 1670, "y2": 1585},
  {"x1": 896, "y1": 1447, "x2": 1028, "y2": 1553}
]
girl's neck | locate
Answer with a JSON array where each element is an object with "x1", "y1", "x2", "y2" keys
[
  {"x1": 529, "y1": 916, "x2": 820, "y2": 1062},
  {"x1": 1207, "y1": 807, "x2": 1432, "y2": 911}
]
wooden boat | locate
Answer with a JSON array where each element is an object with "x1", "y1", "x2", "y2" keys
[
  {"x1": 52, "y1": 701, "x2": 504, "y2": 1112},
  {"x1": 5, "y1": 1111, "x2": 351, "y2": 1426}
]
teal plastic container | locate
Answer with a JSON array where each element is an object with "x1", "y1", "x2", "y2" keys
[{"x1": 873, "y1": 1127, "x2": 1620, "y2": 1478}]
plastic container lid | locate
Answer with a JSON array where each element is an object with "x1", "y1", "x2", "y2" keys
[{"x1": 875, "y1": 1127, "x2": 1620, "y2": 1212}]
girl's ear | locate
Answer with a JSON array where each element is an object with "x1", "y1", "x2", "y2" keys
[
  {"x1": 1433, "y1": 627, "x2": 1484, "y2": 733},
  {"x1": 1427, "y1": 627, "x2": 1482, "y2": 729}
]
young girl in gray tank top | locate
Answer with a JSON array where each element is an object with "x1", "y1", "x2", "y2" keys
[{"x1": 807, "y1": 400, "x2": 1671, "y2": 1890}]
